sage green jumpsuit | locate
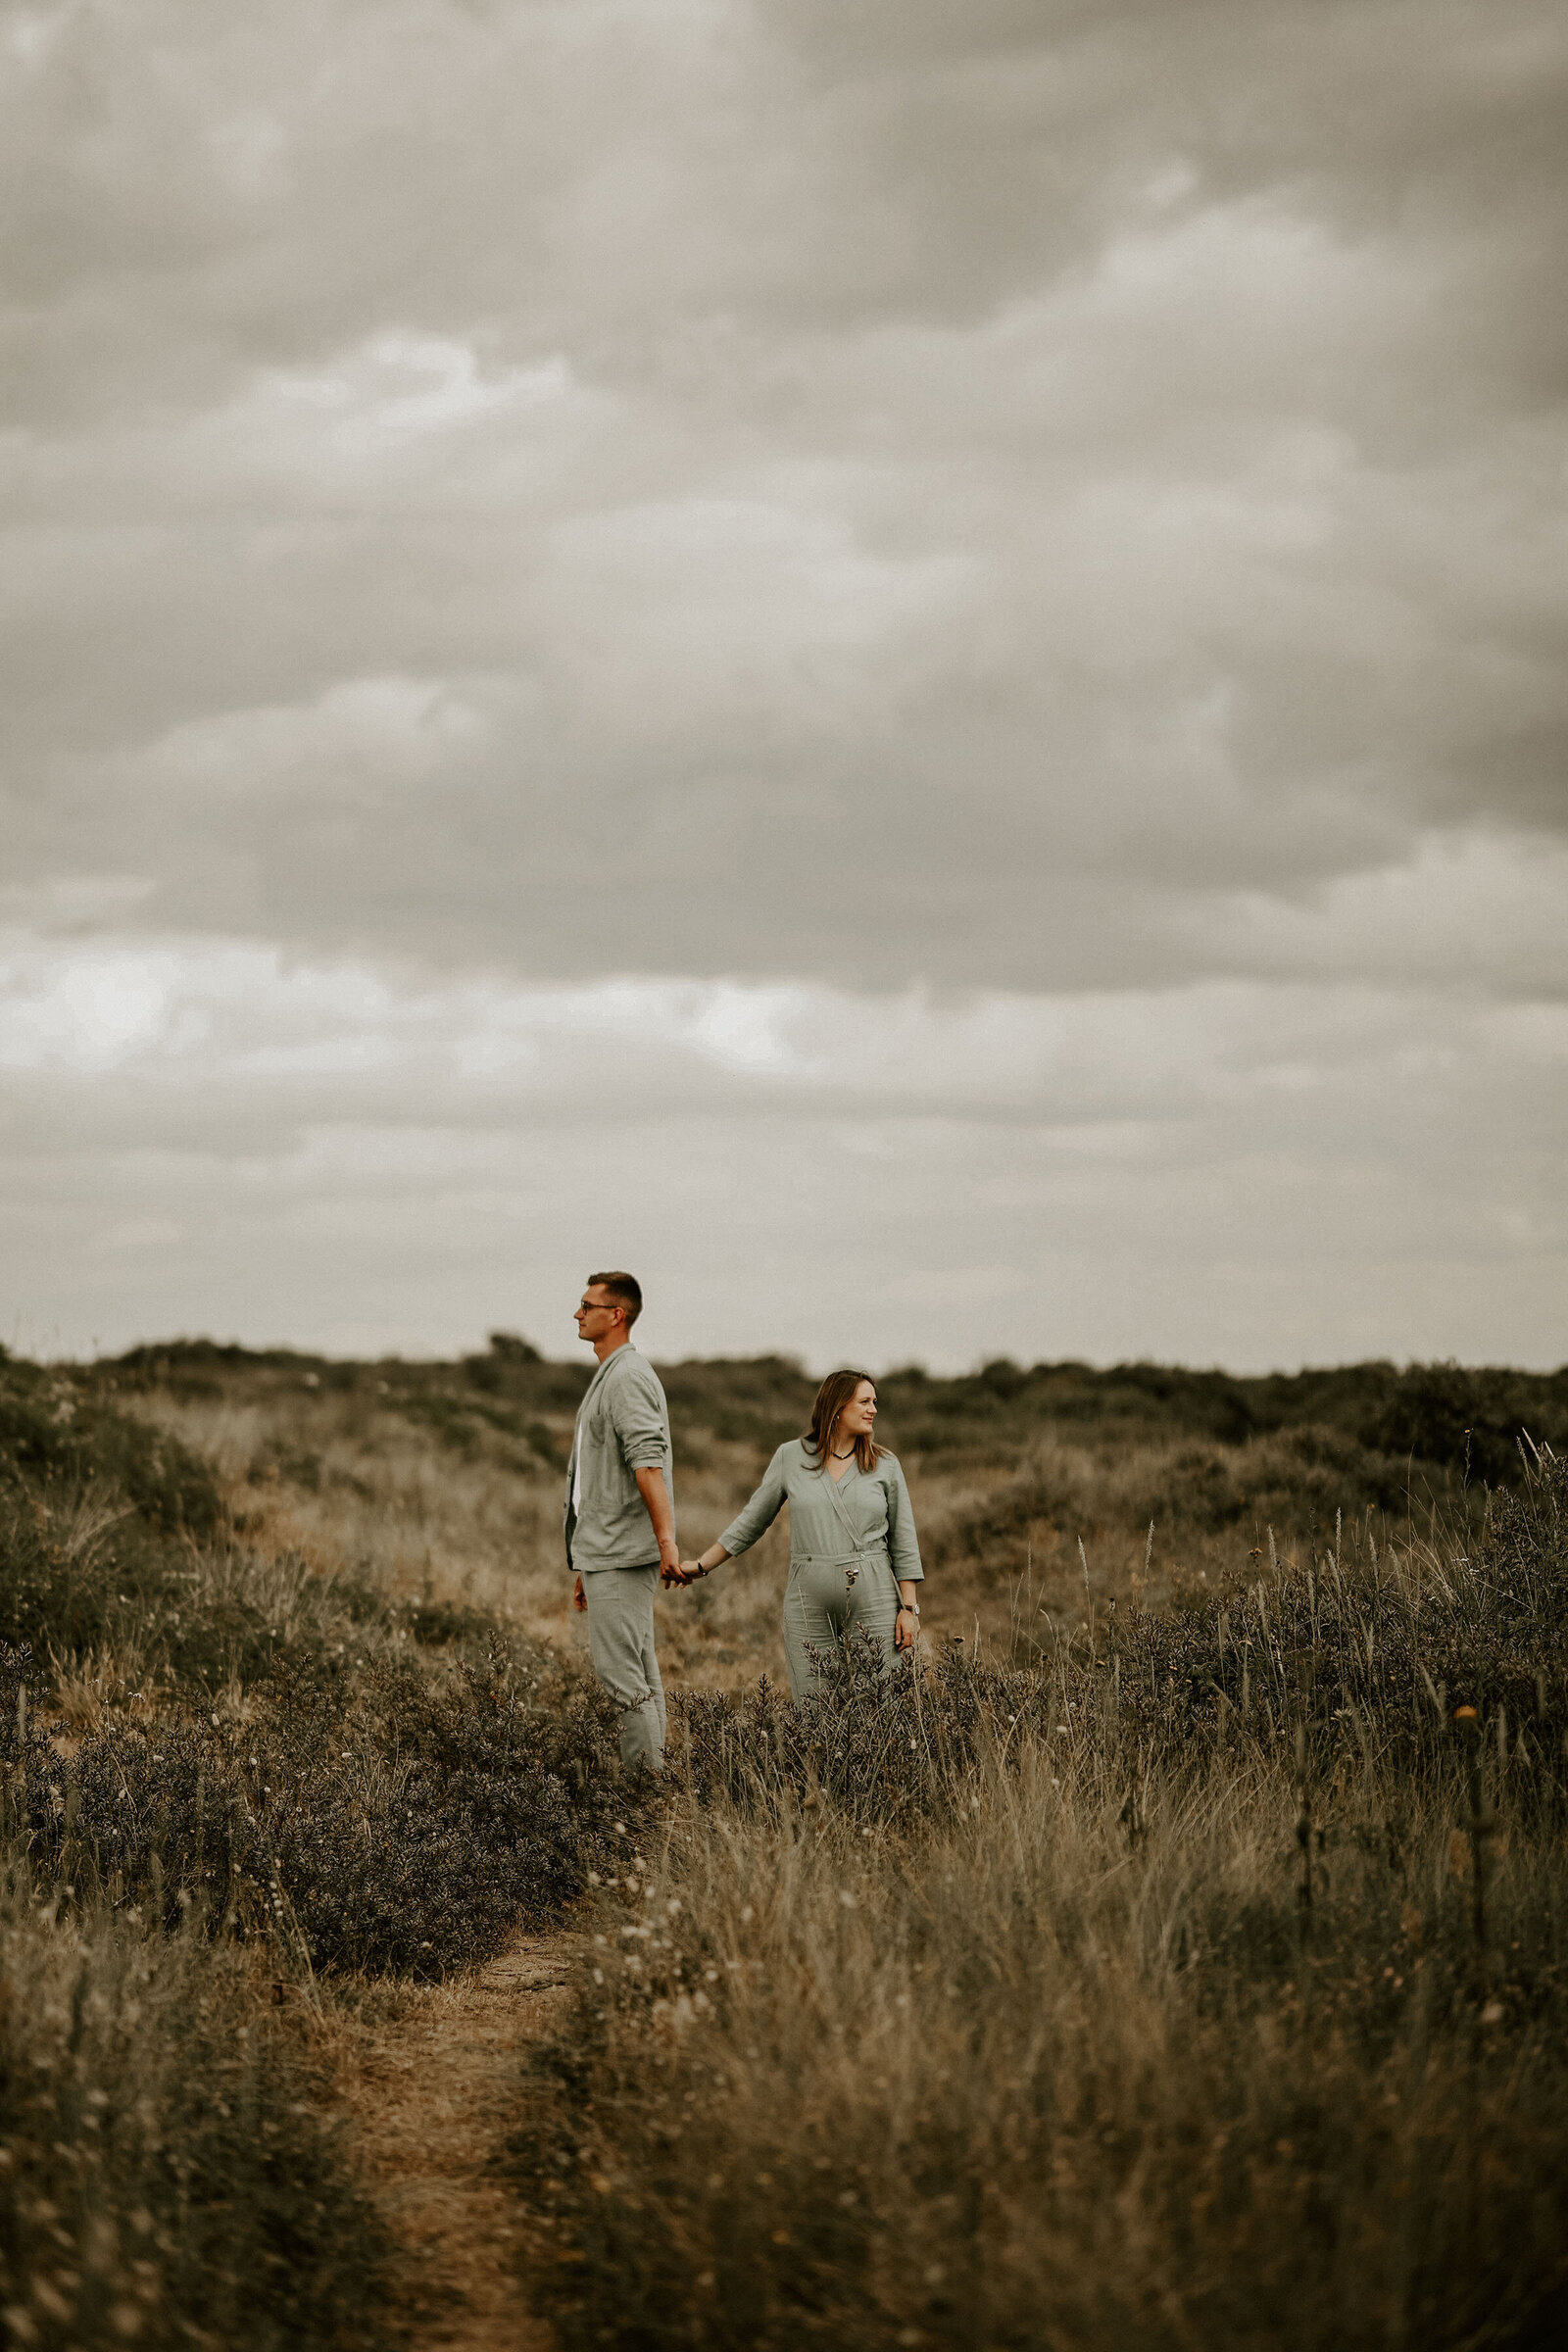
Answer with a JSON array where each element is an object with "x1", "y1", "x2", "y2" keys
[{"x1": 717, "y1": 1441, "x2": 924, "y2": 1706}]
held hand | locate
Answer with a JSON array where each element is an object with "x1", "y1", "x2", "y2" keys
[
  {"x1": 659, "y1": 1541, "x2": 689, "y2": 1589},
  {"x1": 571, "y1": 1572, "x2": 587, "y2": 1614}
]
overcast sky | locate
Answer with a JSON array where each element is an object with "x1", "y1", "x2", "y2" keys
[{"x1": 3, "y1": 0, "x2": 1565, "y2": 1372}]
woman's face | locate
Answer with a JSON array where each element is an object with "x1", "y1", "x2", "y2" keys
[{"x1": 837, "y1": 1381, "x2": 877, "y2": 1440}]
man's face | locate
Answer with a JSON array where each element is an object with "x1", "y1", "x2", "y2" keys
[{"x1": 574, "y1": 1285, "x2": 622, "y2": 1344}]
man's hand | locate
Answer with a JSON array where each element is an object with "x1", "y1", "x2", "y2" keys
[
  {"x1": 571, "y1": 1572, "x2": 587, "y2": 1614},
  {"x1": 659, "y1": 1539, "x2": 687, "y2": 1589}
]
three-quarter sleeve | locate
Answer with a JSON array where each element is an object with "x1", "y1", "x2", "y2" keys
[
  {"x1": 883, "y1": 1455, "x2": 924, "y2": 1584},
  {"x1": 607, "y1": 1360, "x2": 670, "y2": 1470},
  {"x1": 717, "y1": 1443, "x2": 792, "y2": 1558}
]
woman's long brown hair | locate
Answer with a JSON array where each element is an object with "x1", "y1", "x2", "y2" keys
[{"x1": 804, "y1": 1369, "x2": 881, "y2": 1476}]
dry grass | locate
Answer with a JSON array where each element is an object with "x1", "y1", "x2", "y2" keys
[
  {"x1": 0, "y1": 1875, "x2": 390, "y2": 2351},
  {"x1": 513, "y1": 1463, "x2": 1568, "y2": 2351},
  {"x1": 129, "y1": 1378, "x2": 794, "y2": 1686},
  {"x1": 521, "y1": 1758, "x2": 1568, "y2": 2348}
]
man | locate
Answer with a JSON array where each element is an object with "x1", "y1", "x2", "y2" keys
[{"x1": 565, "y1": 1270, "x2": 680, "y2": 1772}]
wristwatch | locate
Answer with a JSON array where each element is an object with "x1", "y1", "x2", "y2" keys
[{"x1": 899, "y1": 1600, "x2": 919, "y2": 1616}]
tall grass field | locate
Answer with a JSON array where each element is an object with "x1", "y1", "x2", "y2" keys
[{"x1": 3, "y1": 1338, "x2": 1566, "y2": 2347}]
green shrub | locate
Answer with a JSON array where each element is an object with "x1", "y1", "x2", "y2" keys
[
  {"x1": 4, "y1": 1641, "x2": 642, "y2": 1980},
  {"x1": 0, "y1": 1358, "x2": 229, "y2": 1670},
  {"x1": 1100, "y1": 1449, "x2": 1568, "y2": 1789},
  {"x1": 261, "y1": 1650, "x2": 637, "y2": 1975},
  {"x1": 1354, "y1": 1361, "x2": 1554, "y2": 1486},
  {"x1": 393, "y1": 1591, "x2": 509, "y2": 1648},
  {"x1": 0, "y1": 1360, "x2": 221, "y2": 1538}
]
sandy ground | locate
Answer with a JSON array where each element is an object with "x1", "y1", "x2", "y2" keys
[{"x1": 336, "y1": 1933, "x2": 577, "y2": 2351}]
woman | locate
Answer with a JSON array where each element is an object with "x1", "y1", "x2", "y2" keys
[{"x1": 678, "y1": 1369, "x2": 924, "y2": 1706}]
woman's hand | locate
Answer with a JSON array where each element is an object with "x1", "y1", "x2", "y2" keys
[{"x1": 894, "y1": 1602, "x2": 918, "y2": 1652}]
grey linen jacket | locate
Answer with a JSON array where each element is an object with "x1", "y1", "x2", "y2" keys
[
  {"x1": 717, "y1": 1440, "x2": 924, "y2": 1584},
  {"x1": 564, "y1": 1345, "x2": 675, "y2": 1572}
]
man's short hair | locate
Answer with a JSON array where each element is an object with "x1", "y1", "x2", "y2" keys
[{"x1": 587, "y1": 1270, "x2": 643, "y2": 1327}]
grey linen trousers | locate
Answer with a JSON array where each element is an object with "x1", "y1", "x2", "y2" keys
[{"x1": 581, "y1": 1565, "x2": 666, "y2": 1773}]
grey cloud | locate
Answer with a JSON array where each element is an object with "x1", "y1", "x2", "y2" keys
[
  {"x1": 3, "y1": 0, "x2": 1567, "y2": 1367},
  {"x1": 5, "y1": 13, "x2": 1564, "y2": 747},
  {"x1": 4, "y1": 1033, "x2": 1562, "y2": 1370}
]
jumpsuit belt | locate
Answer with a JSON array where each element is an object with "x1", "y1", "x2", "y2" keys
[
  {"x1": 790, "y1": 1544, "x2": 892, "y2": 1588},
  {"x1": 791, "y1": 1545, "x2": 890, "y2": 1567}
]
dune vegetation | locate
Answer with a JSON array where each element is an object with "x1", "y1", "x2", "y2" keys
[
  {"x1": 519, "y1": 1464, "x2": 1568, "y2": 2350},
  {"x1": 3, "y1": 1336, "x2": 1566, "y2": 2347}
]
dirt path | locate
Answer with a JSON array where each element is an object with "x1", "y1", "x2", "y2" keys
[{"x1": 339, "y1": 1931, "x2": 577, "y2": 2350}]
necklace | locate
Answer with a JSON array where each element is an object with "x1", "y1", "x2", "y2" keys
[{"x1": 831, "y1": 1446, "x2": 856, "y2": 1460}]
